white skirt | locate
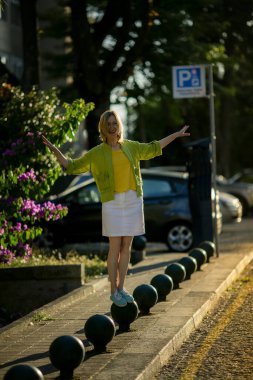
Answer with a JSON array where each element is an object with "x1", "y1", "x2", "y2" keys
[{"x1": 102, "y1": 190, "x2": 145, "y2": 237}]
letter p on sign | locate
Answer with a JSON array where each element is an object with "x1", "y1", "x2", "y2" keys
[{"x1": 178, "y1": 70, "x2": 192, "y2": 87}]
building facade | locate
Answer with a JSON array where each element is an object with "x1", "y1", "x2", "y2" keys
[{"x1": 0, "y1": 0, "x2": 23, "y2": 80}]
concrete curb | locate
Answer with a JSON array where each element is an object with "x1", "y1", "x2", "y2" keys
[
  {"x1": 0, "y1": 275, "x2": 108, "y2": 338},
  {"x1": 135, "y1": 250, "x2": 253, "y2": 380}
]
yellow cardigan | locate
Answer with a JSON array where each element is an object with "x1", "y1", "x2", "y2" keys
[{"x1": 66, "y1": 139, "x2": 162, "y2": 203}]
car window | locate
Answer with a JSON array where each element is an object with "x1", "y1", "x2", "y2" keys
[
  {"x1": 143, "y1": 178, "x2": 172, "y2": 197},
  {"x1": 171, "y1": 178, "x2": 188, "y2": 193},
  {"x1": 77, "y1": 184, "x2": 100, "y2": 204},
  {"x1": 239, "y1": 174, "x2": 253, "y2": 183}
]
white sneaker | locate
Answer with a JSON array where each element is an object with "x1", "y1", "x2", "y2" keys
[
  {"x1": 118, "y1": 288, "x2": 134, "y2": 303},
  {"x1": 110, "y1": 290, "x2": 127, "y2": 307}
]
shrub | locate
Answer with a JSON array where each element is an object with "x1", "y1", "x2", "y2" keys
[{"x1": 0, "y1": 82, "x2": 94, "y2": 263}]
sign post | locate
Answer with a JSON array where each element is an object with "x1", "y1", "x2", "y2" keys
[{"x1": 172, "y1": 64, "x2": 219, "y2": 257}]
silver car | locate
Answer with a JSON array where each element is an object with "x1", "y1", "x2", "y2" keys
[{"x1": 219, "y1": 191, "x2": 242, "y2": 223}]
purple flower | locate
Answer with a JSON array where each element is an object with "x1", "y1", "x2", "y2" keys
[
  {"x1": 9, "y1": 222, "x2": 22, "y2": 232},
  {"x1": 18, "y1": 169, "x2": 37, "y2": 182},
  {"x1": 0, "y1": 246, "x2": 15, "y2": 264},
  {"x1": 16, "y1": 242, "x2": 32, "y2": 260},
  {"x1": 2, "y1": 149, "x2": 16, "y2": 157}
]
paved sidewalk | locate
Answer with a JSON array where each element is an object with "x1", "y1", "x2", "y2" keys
[{"x1": 0, "y1": 220, "x2": 253, "y2": 380}]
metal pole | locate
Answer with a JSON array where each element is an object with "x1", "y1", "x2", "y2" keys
[{"x1": 208, "y1": 64, "x2": 219, "y2": 257}]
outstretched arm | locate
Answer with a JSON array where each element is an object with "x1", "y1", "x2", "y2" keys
[
  {"x1": 159, "y1": 125, "x2": 190, "y2": 149},
  {"x1": 41, "y1": 135, "x2": 69, "y2": 169}
]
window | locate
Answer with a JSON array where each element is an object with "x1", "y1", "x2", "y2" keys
[
  {"x1": 0, "y1": 55, "x2": 7, "y2": 64},
  {"x1": 0, "y1": 1, "x2": 8, "y2": 21},
  {"x1": 0, "y1": 53, "x2": 23, "y2": 80},
  {"x1": 143, "y1": 178, "x2": 172, "y2": 198},
  {"x1": 172, "y1": 178, "x2": 188, "y2": 194},
  {"x1": 11, "y1": 0, "x2": 21, "y2": 26},
  {"x1": 77, "y1": 184, "x2": 100, "y2": 204}
]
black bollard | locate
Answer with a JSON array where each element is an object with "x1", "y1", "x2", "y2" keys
[
  {"x1": 84, "y1": 314, "x2": 116, "y2": 353},
  {"x1": 164, "y1": 263, "x2": 186, "y2": 289},
  {"x1": 198, "y1": 240, "x2": 215, "y2": 262},
  {"x1": 150, "y1": 274, "x2": 173, "y2": 301},
  {"x1": 133, "y1": 284, "x2": 158, "y2": 315},
  {"x1": 49, "y1": 335, "x2": 85, "y2": 379},
  {"x1": 188, "y1": 248, "x2": 207, "y2": 270},
  {"x1": 4, "y1": 364, "x2": 44, "y2": 380},
  {"x1": 132, "y1": 235, "x2": 147, "y2": 250},
  {"x1": 179, "y1": 256, "x2": 198, "y2": 280},
  {"x1": 110, "y1": 301, "x2": 139, "y2": 332}
]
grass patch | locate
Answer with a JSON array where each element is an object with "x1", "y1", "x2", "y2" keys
[
  {"x1": 32, "y1": 311, "x2": 53, "y2": 323},
  {"x1": 239, "y1": 276, "x2": 251, "y2": 283}
]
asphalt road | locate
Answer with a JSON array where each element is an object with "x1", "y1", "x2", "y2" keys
[{"x1": 156, "y1": 220, "x2": 253, "y2": 380}]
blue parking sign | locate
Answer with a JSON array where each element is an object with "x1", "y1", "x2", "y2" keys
[{"x1": 172, "y1": 65, "x2": 206, "y2": 98}]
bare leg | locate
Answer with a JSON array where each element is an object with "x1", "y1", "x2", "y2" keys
[
  {"x1": 118, "y1": 236, "x2": 134, "y2": 290},
  {"x1": 107, "y1": 237, "x2": 122, "y2": 295}
]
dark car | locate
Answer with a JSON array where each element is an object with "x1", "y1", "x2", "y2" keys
[{"x1": 40, "y1": 170, "x2": 197, "y2": 252}]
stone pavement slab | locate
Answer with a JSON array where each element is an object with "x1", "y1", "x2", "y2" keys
[{"x1": 0, "y1": 219, "x2": 253, "y2": 380}]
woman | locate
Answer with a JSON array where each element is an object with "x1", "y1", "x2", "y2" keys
[{"x1": 42, "y1": 110, "x2": 190, "y2": 307}]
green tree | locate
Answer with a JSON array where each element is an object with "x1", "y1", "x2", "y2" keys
[
  {"x1": 41, "y1": 0, "x2": 159, "y2": 147},
  {"x1": 6, "y1": 0, "x2": 253, "y2": 173},
  {"x1": 123, "y1": 0, "x2": 253, "y2": 175},
  {"x1": 172, "y1": 0, "x2": 253, "y2": 175}
]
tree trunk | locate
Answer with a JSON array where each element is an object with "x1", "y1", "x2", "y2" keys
[
  {"x1": 217, "y1": 68, "x2": 235, "y2": 177},
  {"x1": 20, "y1": 0, "x2": 40, "y2": 91}
]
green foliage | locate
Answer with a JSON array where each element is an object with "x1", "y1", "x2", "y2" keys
[
  {"x1": 32, "y1": 311, "x2": 53, "y2": 323},
  {"x1": 0, "y1": 82, "x2": 94, "y2": 263},
  {"x1": 0, "y1": 246, "x2": 108, "y2": 280}
]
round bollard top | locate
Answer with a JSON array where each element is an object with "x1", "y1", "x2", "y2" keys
[
  {"x1": 189, "y1": 247, "x2": 207, "y2": 268},
  {"x1": 4, "y1": 364, "x2": 44, "y2": 380},
  {"x1": 164, "y1": 262, "x2": 186, "y2": 284},
  {"x1": 84, "y1": 314, "x2": 116, "y2": 348},
  {"x1": 49, "y1": 335, "x2": 85, "y2": 371},
  {"x1": 179, "y1": 256, "x2": 198, "y2": 278},
  {"x1": 150, "y1": 274, "x2": 174, "y2": 296},
  {"x1": 111, "y1": 301, "x2": 139, "y2": 331},
  {"x1": 133, "y1": 284, "x2": 158, "y2": 313},
  {"x1": 199, "y1": 240, "x2": 215, "y2": 259},
  {"x1": 132, "y1": 235, "x2": 147, "y2": 250}
]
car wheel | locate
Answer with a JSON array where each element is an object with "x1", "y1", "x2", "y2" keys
[
  {"x1": 230, "y1": 194, "x2": 249, "y2": 217},
  {"x1": 166, "y1": 223, "x2": 193, "y2": 252}
]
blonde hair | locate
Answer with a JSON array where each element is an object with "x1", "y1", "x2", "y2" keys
[{"x1": 98, "y1": 110, "x2": 124, "y2": 143}]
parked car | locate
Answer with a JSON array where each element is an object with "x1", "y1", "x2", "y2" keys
[
  {"x1": 150, "y1": 165, "x2": 253, "y2": 217},
  {"x1": 219, "y1": 191, "x2": 242, "y2": 224},
  {"x1": 216, "y1": 175, "x2": 253, "y2": 216},
  {"x1": 39, "y1": 169, "x2": 222, "y2": 252},
  {"x1": 229, "y1": 168, "x2": 253, "y2": 185}
]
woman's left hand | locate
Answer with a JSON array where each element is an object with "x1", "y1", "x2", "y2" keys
[{"x1": 178, "y1": 125, "x2": 190, "y2": 137}]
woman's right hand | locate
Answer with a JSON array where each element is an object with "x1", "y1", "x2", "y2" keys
[
  {"x1": 42, "y1": 135, "x2": 56, "y2": 152},
  {"x1": 41, "y1": 135, "x2": 69, "y2": 169}
]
